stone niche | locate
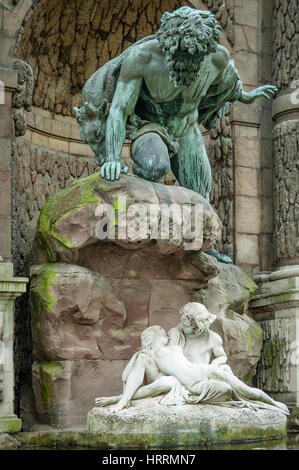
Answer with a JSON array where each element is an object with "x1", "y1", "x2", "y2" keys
[{"x1": 28, "y1": 172, "x2": 262, "y2": 429}]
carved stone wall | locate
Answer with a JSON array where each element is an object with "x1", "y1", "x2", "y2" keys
[
  {"x1": 12, "y1": 138, "x2": 97, "y2": 270},
  {"x1": 17, "y1": 0, "x2": 187, "y2": 116},
  {"x1": 12, "y1": 59, "x2": 34, "y2": 137},
  {"x1": 273, "y1": 120, "x2": 299, "y2": 264},
  {"x1": 257, "y1": 319, "x2": 291, "y2": 393},
  {"x1": 16, "y1": 0, "x2": 233, "y2": 117},
  {"x1": 273, "y1": 0, "x2": 298, "y2": 91},
  {"x1": 201, "y1": 0, "x2": 234, "y2": 45},
  {"x1": 208, "y1": 111, "x2": 233, "y2": 258},
  {"x1": 11, "y1": 137, "x2": 97, "y2": 410}
]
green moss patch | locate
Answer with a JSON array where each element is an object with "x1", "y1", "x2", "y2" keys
[
  {"x1": 38, "y1": 172, "x2": 103, "y2": 261},
  {"x1": 36, "y1": 361, "x2": 65, "y2": 412},
  {"x1": 30, "y1": 264, "x2": 60, "y2": 330}
]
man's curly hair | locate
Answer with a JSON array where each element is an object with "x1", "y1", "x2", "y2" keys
[{"x1": 157, "y1": 7, "x2": 222, "y2": 87}]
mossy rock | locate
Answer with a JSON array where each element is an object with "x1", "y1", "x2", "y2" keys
[{"x1": 35, "y1": 173, "x2": 221, "y2": 263}]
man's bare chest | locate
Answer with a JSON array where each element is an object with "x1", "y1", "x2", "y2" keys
[
  {"x1": 142, "y1": 57, "x2": 218, "y2": 108},
  {"x1": 183, "y1": 336, "x2": 213, "y2": 364}
]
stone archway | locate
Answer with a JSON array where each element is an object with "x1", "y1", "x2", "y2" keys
[
  {"x1": 16, "y1": 0, "x2": 232, "y2": 117},
  {"x1": 17, "y1": 0, "x2": 199, "y2": 117}
]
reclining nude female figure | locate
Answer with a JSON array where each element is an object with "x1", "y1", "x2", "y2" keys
[{"x1": 95, "y1": 325, "x2": 289, "y2": 415}]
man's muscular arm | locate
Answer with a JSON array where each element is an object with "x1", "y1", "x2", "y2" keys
[
  {"x1": 212, "y1": 46, "x2": 277, "y2": 106},
  {"x1": 101, "y1": 50, "x2": 144, "y2": 180},
  {"x1": 239, "y1": 85, "x2": 277, "y2": 104}
]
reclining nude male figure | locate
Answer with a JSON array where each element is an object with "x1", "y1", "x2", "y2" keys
[{"x1": 95, "y1": 304, "x2": 289, "y2": 415}]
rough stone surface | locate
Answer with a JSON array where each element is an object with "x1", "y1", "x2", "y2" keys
[
  {"x1": 12, "y1": 138, "x2": 98, "y2": 279},
  {"x1": 273, "y1": 0, "x2": 299, "y2": 91},
  {"x1": 32, "y1": 359, "x2": 126, "y2": 428},
  {"x1": 257, "y1": 318, "x2": 292, "y2": 394},
  {"x1": 12, "y1": 59, "x2": 33, "y2": 137},
  {"x1": 34, "y1": 172, "x2": 222, "y2": 263},
  {"x1": 208, "y1": 109, "x2": 234, "y2": 258},
  {"x1": 202, "y1": 0, "x2": 234, "y2": 45},
  {"x1": 0, "y1": 433, "x2": 20, "y2": 450},
  {"x1": 30, "y1": 263, "x2": 128, "y2": 361},
  {"x1": 86, "y1": 397, "x2": 287, "y2": 448},
  {"x1": 273, "y1": 120, "x2": 299, "y2": 265}
]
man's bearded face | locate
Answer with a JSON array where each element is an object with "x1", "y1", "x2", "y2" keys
[{"x1": 157, "y1": 7, "x2": 221, "y2": 87}]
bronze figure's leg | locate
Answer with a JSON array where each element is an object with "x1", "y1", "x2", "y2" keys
[
  {"x1": 171, "y1": 123, "x2": 212, "y2": 201},
  {"x1": 131, "y1": 132, "x2": 171, "y2": 182}
]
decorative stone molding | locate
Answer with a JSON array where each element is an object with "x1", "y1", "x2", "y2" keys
[
  {"x1": 208, "y1": 109, "x2": 233, "y2": 257},
  {"x1": 273, "y1": 120, "x2": 299, "y2": 265},
  {"x1": 0, "y1": 256, "x2": 28, "y2": 432},
  {"x1": 272, "y1": 87, "x2": 299, "y2": 125},
  {"x1": 273, "y1": 0, "x2": 298, "y2": 92},
  {"x1": 257, "y1": 318, "x2": 291, "y2": 393},
  {"x1": 12, "y1": 59, "x2": 33, "y2": 137},
  {"x1": 272, "y1": 0, "x2": 299, "y2": 269}
]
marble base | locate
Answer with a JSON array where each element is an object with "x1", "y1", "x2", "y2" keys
[{"x1": 86, "y1": 397, "x2": 287, "y2": 448}]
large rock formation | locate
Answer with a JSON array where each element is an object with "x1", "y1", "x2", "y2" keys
[{"x1": 29, "y1": 173, "x2": 262, "y2": 428}]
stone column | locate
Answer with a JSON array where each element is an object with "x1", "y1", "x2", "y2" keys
[
  {"x1": 250, "y1": 0, "x2": 299, "y2": 416},
  {"x1": 0, "y1": 66, "x2": 17, "y2": 262},
  {"x1": 0, "y1": 256, "x2": 28, "y2": 432},
  {"x1": 271, "y1": 0, "x2": 299, "y2": 268},
  {"x1": 272, "y1": 96, "x2": 299, "y2": 267}
]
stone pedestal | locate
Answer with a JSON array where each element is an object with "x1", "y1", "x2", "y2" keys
[
  {"x1": 87, "y1": 397, "x2": 287, "y2": 448},
  {"x1": 250, "y1": 266, "x2": 299, "y2": 407},
  {"x1": 0, "y1": 257, "x2": 28, "y2": 432}
]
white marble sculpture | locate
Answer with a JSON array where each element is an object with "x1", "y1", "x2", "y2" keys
[{"x1": 95, "y1": 302, "x2": 289, "y2": 415}]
